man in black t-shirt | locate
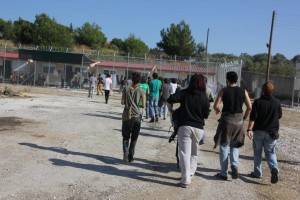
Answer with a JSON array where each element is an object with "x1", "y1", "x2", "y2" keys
[{"x1": 213, "y1": 71, "x2": 252, "y2": 180}]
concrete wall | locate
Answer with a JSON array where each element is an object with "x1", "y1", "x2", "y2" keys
[{"x1": 241, "y1": 71, "x2": 295, "y2": 98}]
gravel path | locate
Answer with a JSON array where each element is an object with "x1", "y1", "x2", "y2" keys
[{"x1": 0, "y1": 85, "x2": 299, "y2": 200}]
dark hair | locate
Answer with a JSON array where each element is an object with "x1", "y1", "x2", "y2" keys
[
  {"x1": 141, "y1": 76, "x2": 147, "y2": 84},
  {"x1": 152, "y1": 72, "x2": 158, "y2": 79},
  {"x1": 187, "y1": 74, "x2": 206, "y2": 93},
  {"x1": 171, "y1": 78, "x2": 177, "y2": 84},
  {"x1": 164, "y1": 78, "x2": 169, "y2": 84},
  {"x1": 262, "y1": 82, "x2": 275, "y2": 95},
  {"x1": 132, "y1": 71, "x2": 141, "y2": 84},
  {"x1": 226, "y1": 71, "x2": 238, "y2": 83},
  {"x1": 106, "y1": 74, "x2": 111, "y2": 78}
]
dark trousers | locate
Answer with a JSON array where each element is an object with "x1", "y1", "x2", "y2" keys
[
  {"x1": 104, "y1": 90, "x2": 110, "y2": 103},
  {"x1": 122, "y1": 117, "x2": 141, "y2": 160}
]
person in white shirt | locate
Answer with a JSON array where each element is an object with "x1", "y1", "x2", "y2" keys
[
  {"x1": 104, "y1": 74, "x2": 112, "y2": 104},
  {"x1": 170, "y1": 78, "x2": 178, "y2": 94},
  {"x1": 88, "y1": 73, "x2": 97, "y2": 98}
]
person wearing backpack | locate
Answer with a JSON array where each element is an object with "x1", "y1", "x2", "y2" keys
[
  {"x1": 167, "y1": 74, "x2": 210, "y2": 188},
  {"x1": 121, "y1": 72, "x2": 145, "y2": 163}
]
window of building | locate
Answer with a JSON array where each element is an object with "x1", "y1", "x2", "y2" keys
[{"x1": 42, "y1": 64, "x2": 56, "y2": 73}]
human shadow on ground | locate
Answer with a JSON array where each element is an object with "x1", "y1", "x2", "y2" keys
[
  {"x1": 113, "y1": 129, "x2": 169, "y2": 140},
  {"x1": 18, "y1": 142, "x2": 179, "y2": 186},
  {"x1": 96, "y1": 111, "x2": 122, "y2": 116},
  {"x1": 140, "y1": 126, "x2": 170, "y2": 133},
  {"x1": 194, "y1": 167, "x2": 268, "y2": 185},
  {"x1": 238, "y1": 173, "x2": 269, "y2": 185},
  {"x1": 81, "y1": 113, "x2": 122, "y2": 120},
  {"x1": 194, "y1": 166, "x2": 224, "y2": 181},
  {"x1": 49, "y1": 158, "x2": 178, "y2": 187}
]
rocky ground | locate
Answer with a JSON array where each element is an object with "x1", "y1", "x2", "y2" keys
[{"x1": 0, "y1": 84, "x2": 299, "y2": 200}]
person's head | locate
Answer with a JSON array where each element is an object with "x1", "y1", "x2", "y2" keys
[
  {"x1": 226, "y1": 71, "x2": 238, "y2": 84},
  {"x1": 106, "y1": 74, "x2": 111, "y2": 78},
  {"x1": 164, "y1": 78, "x2": 169, "y2": 84},
  {"x1": 171, "y1": 78, "x2": 177, "y2": 84},
  {"x1": 141, "y1": 76, "x2": 147, "y2": 84},
  {"x1": 261, "y1": 82, "x2": 275, "y2": 96},
  {"x1": 132, "y1": 71, "x2": 142, "y2": 85},
  {"x1": 187, "y1": 74, "x2": 206, "y2": 93},
  {"x1": 152, "y1": 72, "x2": 158, "y2": 79},
  {"x1": 98, "y1": 74, "x2": 101, "y2": 77}
]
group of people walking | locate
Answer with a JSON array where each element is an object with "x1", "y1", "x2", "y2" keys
[
  {"x1": 88, "y1": 73, "x2": 112, "y2": 104},
  {"x1": 137, "y1": 72, "x2": 181, "y2": 123},
  {"x1": 120, "y1": 70, "x2": 282, "y2": 188}
]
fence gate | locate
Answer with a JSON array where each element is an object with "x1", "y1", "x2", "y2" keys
[{"x1": 215, "y1": 60, "x2": 243, "y2": 87}]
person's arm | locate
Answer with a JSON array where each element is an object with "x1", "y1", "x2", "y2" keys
[
  {"x1": 243, "y1": 90, "x2": 252, "y2": 121},
  {"x1": 247, "y1": 120, "x2": 255, "y2": 140},
  {"x1": 121, "y1": 91, "x2": 125, "y2": 105},
  {"x1": 278, "y1": 103, "x2": 282, "y2": 119},
  {"x1": 202, "y1": 95, "x2": 211, "y2": 119},
  {"x1": 213, "y1": 89, "x2": 223, "y2": 115},
  {"x1": 141, "y1": 93, "x2": 146, "y2": 109}
]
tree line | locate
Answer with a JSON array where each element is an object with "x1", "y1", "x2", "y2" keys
[{"x1": 0, "y1": 13, "x2": 299, "y2": 77}]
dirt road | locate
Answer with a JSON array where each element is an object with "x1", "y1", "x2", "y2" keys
[{"x1": 0, "y1": 85, "x2": 299, "y2": 200}]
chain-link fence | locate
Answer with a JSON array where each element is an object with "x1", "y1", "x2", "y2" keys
[{"x1": 1, "y1": 44, "x2": 243, "y2": 95}]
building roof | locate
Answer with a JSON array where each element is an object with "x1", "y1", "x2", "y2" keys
[
  {"x1": 98, "y1": 61, "x2": 215, "y2": 75},
  {"x1": 18, "y1": 49, "x2": 94, "y2": 65},
  {"x1": 0, "y1": 52, "x2": 19, "y2": 59}
]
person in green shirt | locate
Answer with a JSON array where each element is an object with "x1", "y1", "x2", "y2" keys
[
  {"x1": 139, "y1": 76, "x2": 150, "y2": 119},
  {"x1": 149, "y1": 72, "x2": 162, "y2": 122}
]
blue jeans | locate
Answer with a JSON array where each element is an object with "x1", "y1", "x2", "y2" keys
[
  {"x1": 159, "y1": 100, "x2": 168, "y2": 118},
  {"x1": 252, "y1": 130, "x2": 279, "y2": 177},
  {"x1": 145, "y1": 100, "x2": 150, "y2": 118},
  {"x1": 219, "y1": 141, "x2": 239, "y2": 177},
  {"x1": 149, "y1": 96, "x2": 159, "y2": 119}
]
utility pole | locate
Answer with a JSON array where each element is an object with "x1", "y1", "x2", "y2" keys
[
  {"x1": 205, "y1": 28, "x2": 210, "y2": 76},
  {"x1": 266, "y1": 10, "x2": 276, "y2": 82}
]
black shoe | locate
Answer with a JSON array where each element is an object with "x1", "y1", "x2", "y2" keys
[
  {"x1": 231, "y1": 165, "x2": 239, "y2": 179},
  {"x1": 128, "y1": 154, "x2": 134, "y2": 163},
  {"x1": 123, "y1": 154, "x2": 129, "y2": 163},
  {"x1": 215, "y1": 173, "x2": 228, "y2": 180},
  {"x1": 248, "y1": 172, "x2": 261, "y2": 179},
  {"x1": 178, "y1": 182, "x2": 188, "y2": 188},
  {"x1": 149, "y1": 118, "x2": 154, "y2": 123},
  {"x1": 155, "y1": 117, "x2": 158, "y2": 122},
  {"x1": 271, "y1": 168, "x2": 278, "y2": 184}
]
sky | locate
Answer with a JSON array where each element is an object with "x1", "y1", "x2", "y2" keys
[{"x1": 1, "y1": 0, "x2": 300, "y2": 59}]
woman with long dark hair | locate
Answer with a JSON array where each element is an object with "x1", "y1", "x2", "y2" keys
[{"x1": 167, "y1": 74, "x2": 210, "y2": 188}]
